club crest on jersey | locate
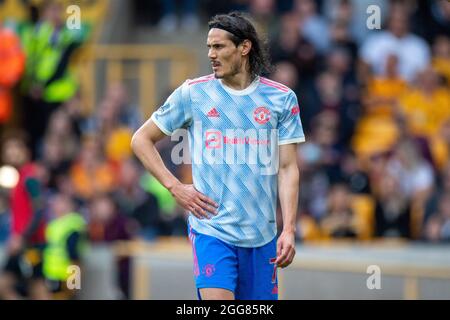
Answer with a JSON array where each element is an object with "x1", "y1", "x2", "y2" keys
[
  {"x1": 202, "y1": 264, "x2": 216, "y2": 277},
  {"x1": 254, "y1": 107, "x2": 270, "y2": 124}
]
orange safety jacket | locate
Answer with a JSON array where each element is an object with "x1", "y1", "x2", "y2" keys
[{"x1": 0, "y1": 27, "x2": 25, "y2": 123}]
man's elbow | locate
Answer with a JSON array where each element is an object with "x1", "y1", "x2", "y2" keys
[
  {"x1": 131, "y1": 129, "x2": 145, "y2": 155},
  {"x1": 280, "y1": 162, "x2": 299, "y2": 180}
]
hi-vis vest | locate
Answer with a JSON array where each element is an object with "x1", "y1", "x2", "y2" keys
[
  {"x1": 20, "y1": 22, "x2": 86, "y2": 103},
  {"x1": 43, "y1": 212, "x2": 86, "y2": 281}
]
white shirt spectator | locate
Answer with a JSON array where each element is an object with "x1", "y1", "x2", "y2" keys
[
  {"x1": 323, "y1": 0, "x2": 390, "y2": 44},
  {"x1": 387, "y1": 159, "x2": 434, "y2": 197},
  {"x1": 301, "y1": 15, "x2": 330, "y2": 54},
  {"x1": 360, "y1": 31, "x2": 430, "y2": 82}
]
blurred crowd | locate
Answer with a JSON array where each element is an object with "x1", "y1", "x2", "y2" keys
[
  {"x1": 0, "y1": 0, "x2": 449, "y2": 299},
  {"x1": 262, "y1": 0, "x2": 450, "y2": 243},
  {"x1": 144, "y1": 0, "x2": 450, "y2": 243},
  {"x1": 200, "y1": 0, "x2": 450, "y2": 244},
  {"x1": 0, "y1": 0, "x2": 188, "y2": 300}
]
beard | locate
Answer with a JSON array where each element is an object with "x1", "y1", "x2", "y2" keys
[{"x1": 214, "y1": 61, "x2": 241, "y2": 79}]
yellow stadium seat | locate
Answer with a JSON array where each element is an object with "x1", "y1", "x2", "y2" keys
[
  {"x1": 350, "y1": 194, "x2": 375, "y2": 240},
  {"x1": 352, "y1": 116, "x2": 399, "y2": 159},
  {"x1": 298, "y1": 215, "x2": 323, "y2": 242}
]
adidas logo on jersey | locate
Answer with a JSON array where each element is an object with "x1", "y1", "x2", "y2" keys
[{"x1": 207, "y1": 107, "x2": 220, "y2": 117}]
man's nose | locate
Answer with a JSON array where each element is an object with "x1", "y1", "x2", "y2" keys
[{"x1": 208, "y1": 49, "x2": 216, "y2": 59}]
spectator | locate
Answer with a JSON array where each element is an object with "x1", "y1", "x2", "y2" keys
[
  {"x1": 40, "y1": 134, "x2": 71, "y2": 191},
  {"x1": 42, "y1": 193, "x2": 86, "y2": 299},
  {"x1": 0, "y1": 24, "x2": 25, "y2": 127},
  {"x1": 298, "y1": 111, "x2": 341, "y2": 220},
  {"x1": 325, "y1": 46, "x2": 360, "y2": 146},
  {"x1": 270, "y1": 13, "x2": 302, "y2": 64},
  {"x1": 431, "y1": 35, "x2": 450, "y2": 85},
  {"x1": 113, "y1": 158, "x2": 165, "y2": 240},
  {"x1": 69, "y1": 135, "x2": 116, "y2": 201},
  {"x1": 387, "y1": 139, "x2": 435, "y2": 238},
  {"x1": 430, "y1": 118, "x2": 450, "y2": 171},
  {"x1": 424, "y1": 162, "x2": 450, "y2": 225},
  {"x1": 329, "y1": 19, "x2": 358, "y2": 63},
  {"x1": 423, "y1": 192, "x2": 450, "y2": 243},
  {"x1": 157, "y1": 0, "x2": 200, "y2": 33},
  {"x1": 87, "y1": 194, "x2": 137, "y2": 299},
  {"x1": 103, "y1": 83, "x2": 142, "y2": 132},
  {"x1": 0, "y1": 131, "x2": 49, "y2": 299},
  {"x1": 298, "y1": 111, "x2": 341, "y2": 171},
  {"x1": 352, "y1": 54, "x2": 406, "y2": 158},
  {"x1": 374, "y1": 173, "x2": 411, "y2": 238},
  {"x1": 83, "y1": 98, "x2": 133, "y2": 164},
  {"x1": 19, "y1": 0, "x2": 89, "y2": 157},
  {"x1": 271, "y1": 61, "x2": 300, "y2": 93},
  {"x1": 139, "y1": 173, "x2": 186, "y2": 236},
  {"x1": 414, "y1": 0, "x2": 450, "y2": 41},
  {"x1": 359, "y1": 3, "x2": 430, "y2": 82},
  {"x1": 61, "y1": 93, "x2": 85, "y2": 140},
  {"x1": 387, "y1": 139, "x2": 434, "y2": 200},
  {"x1": 319, "y1": 183, "x2": 358, "y2": 238},
  {"x1": 293, "y1": 0, "x2": 330, "y2": 54},
  {"x1": 44, "y1": 109, "x2": 79, "y2": 160},
  {"x1": 315, "y1": 71, "x2": 342, "y2": 112},
  {"x1": 0, "y1": 192, "x2": 10, "y2": 243},
  {"x1": 323, "y1": 0, "x2": 390, "y2": 44},
  {"x1": 334, "y1": 149, "x2": 371, "y2": 194},
  {"x1": 248, "y1": 0, "x2": 279, "y2": 39},
  {"x1": 399, "y1": 66, "x2": 450, "y2": 139}
]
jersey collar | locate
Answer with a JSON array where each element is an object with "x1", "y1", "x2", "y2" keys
[{"x1": 219, "y1": 76, "x2": 260, "y2": 96}]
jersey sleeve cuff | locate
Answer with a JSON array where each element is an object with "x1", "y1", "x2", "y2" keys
[
  {"x1": 278, "y1": 136, "x2": 306, "y2": 145},
  {"x1": 150, "y1": 114, "x2": 173, "y2": 136}
]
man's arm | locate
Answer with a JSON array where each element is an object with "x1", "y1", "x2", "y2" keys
[
  {"x1": 131, "y1": 119, "x2": 217, "y2": 219},
  {"x1": 275, "y1": 143, "x2": 299, "y2": 268}
]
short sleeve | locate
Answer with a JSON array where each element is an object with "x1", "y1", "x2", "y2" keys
[
  {"x1": 278, "y1": 91, "x2": 306, "y2": 145},
  {"x1": 150, "y1": 81, "x2": 192, "y2": 135}
]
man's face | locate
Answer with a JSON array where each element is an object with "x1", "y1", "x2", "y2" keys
[
  {"x1": 207, "y1": 28, "x2": 244, "y2": 79},
  {"x1": 44, "y1": 3, "x2": 64, "y2": 27},
  {"x1": 2, "y1": 139, "x2": 29, "y2": 168},
  {"x1": 50, "y1": 194, "x2": 73, "y2": 218},
  {"x1": 388, "y1": 8, "x2": 408, "y2": 38}
]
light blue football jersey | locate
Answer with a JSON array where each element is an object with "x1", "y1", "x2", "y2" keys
[{"x1": 151, "y1": 74, "x2": 305, "y2": 247}]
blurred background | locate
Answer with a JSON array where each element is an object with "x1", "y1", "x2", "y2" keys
[{"x1": 0, "y1": 0, "x2": 449, "y2": 300}]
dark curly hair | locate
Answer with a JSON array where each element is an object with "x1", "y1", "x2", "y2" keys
[{"x1": 208, "y1": 12, "x2": 273, "y2": 78}]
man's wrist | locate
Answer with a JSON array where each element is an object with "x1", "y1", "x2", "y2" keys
[
  {"x1": 166, "y1": 179, "x2": 182, "y2": 194},
  {"x1": 282, "y1": 227, "x2": 296, "y2": 234}
]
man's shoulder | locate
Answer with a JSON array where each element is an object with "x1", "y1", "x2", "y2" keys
[
  {"x1": 258, "y1": 77, "x2": 294, "y2": 96},
  {"x1": 186, "y1": 74, "x2": 216, "y2": 86},
  {"x1": 403, "y1": 33, "x2": 429, "y2": 50}
]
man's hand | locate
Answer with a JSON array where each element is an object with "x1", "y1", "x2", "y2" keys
[
  {"x1": 7, "y1": 234, "x2": 24, "y2": 255},
  {"x1": 169, "y1": 183, "x2": 218, "y2": 219},
  {"x1": 275, "y1": 230, "x2": 296, "y2": 268}
]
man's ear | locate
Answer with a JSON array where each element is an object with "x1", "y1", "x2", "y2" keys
[{"x1": 240, "y1": 39, "x2": 252, "y2": 56}]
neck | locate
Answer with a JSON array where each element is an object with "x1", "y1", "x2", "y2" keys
[{"x1": 221, "y1": 65, "x2": 254, "y2": 90}]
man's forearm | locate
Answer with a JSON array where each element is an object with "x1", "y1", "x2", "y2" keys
[
  {"x1": 278, "y1": 164, "x2": 299, "y2": 233},
  {"x1": 131, "y1": 134, "x2": 180, "y2": 191}
]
